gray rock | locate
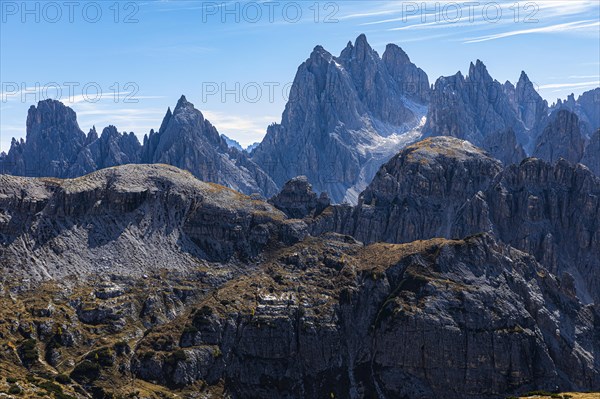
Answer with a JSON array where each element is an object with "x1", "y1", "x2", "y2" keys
[
  {"x1": 252, "y1": 34, "x2": 429, "y2": 204},
  {"x1": 553, "y1": 88, "x2": 600, "y2": 135},
  {"x1": 533, "y1": 109, "x2": 586, "y2": 164},
  {"x1": 129, "y1": 235, "x2": 600, "y2": 398},
  {"x1": 268, "y1": 176, "x2": 329, "y2": 219},
  {"x1": 142, "y1": 96, "x2": 278, "y2": 197},
  {"x1": 424, "y1": 61, "x2": 528, "y2": 164},
  {"x1": 581, "y1": 129, "x2": 600, "y2": 175},
  {"x1": 0, "y1": 164, "x2": 288, "y2": 279},
  {"x1": 311, "y1": 136, "x2": 600, "y2": 305}
]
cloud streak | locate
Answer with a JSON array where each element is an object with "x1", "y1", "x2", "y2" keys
[
  {"x1": 464, "y1": 20, "x2": 599, "y2": 43},
  {"x1": 538, "y1": 81, "x2": 600, "y2": 90}
]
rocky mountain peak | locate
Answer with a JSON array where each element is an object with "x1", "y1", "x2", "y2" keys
[
  {"x1": 467, "y1": 59, "x2": 492, "y2": 84},
  {"x1": 158, "y1": 107, "x2": 173, "y2": 134},
  {"x1": 26, "y1": 99, "x2": 81, "y2": 135},
  {"x1": 253, "y1": 35, "x2": 430, "y2": 204},
  {"x1": 338, "y1": 33, "x2": 380, "y2": 66},
  {"x1": 533, "y1": 108, "x2": 585, "y2": 164},
  {"x1": 353, "y1": 33, "x2": 376, "y2": 57},
  {"x1": 518, "y1": 70, "x2": 531, "y2": 84},
  {"x1": 269, "y1": 175, "x2": 330, "y2": 219},
  {"x1": 309, "y1": 45, "x2": 333, "y2": 62},
  {"x1": 142, "y1": 96, "x2": 277, "y2": 197},
  {"x1": 173, "y1": 94, "x2": 198, "y2": 117},
  {"x1": 100, "y1": 125, "x2": 120, "y2": 139},
  {"x1": 382, "y1": 43, "x2": 411, "y2": 68},
  {"x1": 85, "y1": 126, "x2": 99, "y2": 145}
]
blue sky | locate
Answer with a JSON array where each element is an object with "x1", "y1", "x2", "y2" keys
[{"x1": 1, "y1": 0, "x2": 599, "y2": 151}]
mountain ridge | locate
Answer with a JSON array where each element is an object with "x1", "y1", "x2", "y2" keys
[
  {"x1": 1, "y1": 34, "x2": 598, "y2": 203},
  {"x1": 1, "y1": 137, "x2": 599, "y2": 397}
]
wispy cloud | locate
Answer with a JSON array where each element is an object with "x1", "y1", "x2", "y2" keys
[
  {"x1": 568, "y1": 75, "x2": 600, "y2": 79},
  {"x1": 538, "y1": 81, "x2": 600, "y2": 90},
  {"x1": 464, "y1": 20, "x2": 599, "y2": 43}
]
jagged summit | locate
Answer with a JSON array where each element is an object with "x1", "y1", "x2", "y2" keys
[
  {"x1": 518, "y1": 70, "x2": 531, "y2": 83},
  {"x1": 141, "y1": 96, "x2": 278, "y2": 197},
  {"x1": 383, "y1": 43, "x2": 410, "y2": 63},
  {"x1": 174, "y1": 94, "x2": 192, "y2": 110},
  {"x1": 467, "y1": 59, "x2": 493, "y2": 83},
  {"x1": 3, "y1": 97, "x2": 277, "y2": 197},
  {"x1": 252, "y1": 34, "x2": 430, "y2": 204}
]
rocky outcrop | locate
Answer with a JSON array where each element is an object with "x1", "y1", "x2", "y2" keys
[
  {"x1": 533, "y1": 109, "x2": 586, "y2": 164},
  {"x1": 252, "y1": 34, "x2": 429, "y2": 204},
  {"x1": 0, "y1": 156, "x2": 599, "y2": 398},
  {"x1": 268, "y1": 176, "x2": 330, "y2": 219},
  {"x1": 3, "y1": 100, "x2": 142, "y2": 179},
  {"x1": 0, "y1": 164, "x2": 293, "y2": 280},
  {"x1": 141, "y1": 96, "x2": 278, "y2": 197},
  {"x1": 478, "y1": 157, "x2": 600, "y2": 304},
  {"x1": 307, "y1": 137, "x2": 600, "y2": 305},
  {"x1": 581, "y1": 129, "x2": 600, "y2": 175},
  {"x1": 68, "y1": 125, "x2": 142, "y2": 176},
  {"x1": 341, "y1": 137, "x2": 503, "y2": 244},
  {"x1": 554, "y1": 88, "x2": 600, "y2": 135},
  {"x1": 3, "y1": 99, "x2": 87, "y2": 177},
  {"x1": 130, "y1": 235, "x2": 599, "y2": 398},
  {"x1": 514, "y1": 71, "x2": 549, "y2": 132}
]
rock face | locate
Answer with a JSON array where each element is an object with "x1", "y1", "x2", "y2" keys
[
  {"x1": 581, "y1": 129, "x2": 600, "y2": 175},
  {"x1": 4, "y1": 99, "x2": 87, "y2": 177},
  {"x1": 3, "y1": 98, "x2": 277, "y2": 198},
  {"x1": 3, "y1": 100, "x2": 142, "y2": 179},
  {"x1": 0, "y1": 150, "x2": 599, "y2": 398},
  {"x1": 554, "y1": 88, "x2": 600, "y2": 135},
  {"x1": 141, "y1": 96, "x2": 278, "y2": 197},
  {"x1": 423, "y1": 62, "x2": 528, "y2": 164},
  {"x1": 0, "y1": 164, "x2": 291, "y2": 279},
  {"x1": 306, "y1": 137, "x2": 600, "y2": 305},
  {"x1": 513, "y1": 71, "x2": 549, "y2": 132},
  {"x1": 342, "y1": 137, "x2": 503, "y2": 244},
  {"x1": 131, "y1": 234, "x2": 599, "y2": 398},
  {"x1": 252, "y1": 34, "x2": 429, "y2": 204},
  {"x1": 268, "y1": 176, "x2": 330, "y2": 219},
  {"x1": 478, "y1": 157, "x2": 600, "y2": 304},
  {"x1": 533, "y1": 109, "x2": 586, "y2": 164},
  {"x1": 69, "y1": 125, "x2": 142, "y2": 176}
]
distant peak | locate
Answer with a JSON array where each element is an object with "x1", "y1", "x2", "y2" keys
[
  {"x1": 468, "y1": 59, "x2": 491, "y2": 82},
  {"x1": 101, "y1": 125, "x2": 119, "y2": 138},
  {"x1": 177, "y1": 95, "x2": 189, "y2": 106},
  {"x1": 451, "y1": 70, "x2": 465, "y2": 81},
  {"x1": 383, "y1": 43, "x2": 410, "y2": 64},
  {"x1": 311, "y1": 45, "x2": 328, "y2": 55},
  {"x1": 159, "y1": 105, "x2": 174, "y2": 133},
  {"x1": 470, "y1": 59, "x2": 486, "y2": 70},
  {"x1": 174, "y1": 95, "x2": 196, "y2": 115},
  {"x1": 355, "y1": 33, "x2": 368, "y2": 45},
  {"x1": 354, "y1": 33, "x2": 373, "y2": 52},
  {"x1": 518, "y1": 70, "x2": 532, "y2": 86},
  {"x1": 36, "y1": 98, "x2": 66, "y2": 107},
  {"x1": 309, "y1": 45, "x2": 333, "y2": 62}
]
